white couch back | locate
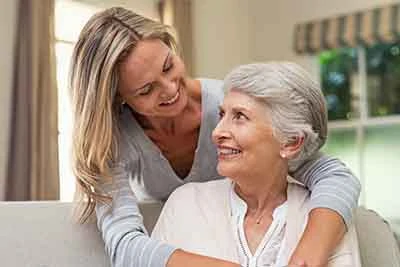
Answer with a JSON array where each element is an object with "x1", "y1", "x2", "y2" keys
[{"x1": 0, "y1": 202, "x2": 398, "y2": 267}]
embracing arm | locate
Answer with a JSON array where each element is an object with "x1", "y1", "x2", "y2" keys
[
  {"x1": 289, "y1": 152, "x2": 361, "y2": 266},
  {"x1": 96, "y1": 160, "x2": 177, "y2": 267}
]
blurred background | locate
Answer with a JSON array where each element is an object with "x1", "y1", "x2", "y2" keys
[{"x1": 0, "y1": 0, "x2": 398, "y2": 235}]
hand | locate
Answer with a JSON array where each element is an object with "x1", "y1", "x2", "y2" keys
[
  {"x1": 167, "y1": 249, "x2": 240, "y2": 267},
  {"x1": 287, "y1": 260, "x2": 306, "y2": 266},
  {"x1": 288, "y1": 260, "x2": 306, "y2": 266}
]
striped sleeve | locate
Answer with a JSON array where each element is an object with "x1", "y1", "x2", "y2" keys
[
  {"x1": 290, "y1": 152, "x2": 361, "y2": 228},
  {"x1": 95, "y1": 160, "x2": 177, "y2": 267}
]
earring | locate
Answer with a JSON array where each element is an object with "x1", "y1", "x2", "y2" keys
[
  {"x1": 280, "y1": 152, "x2": 287, "y2": 159},
  {"x1": 119, "y1": 101, "x2": 126, "y2": 113}
]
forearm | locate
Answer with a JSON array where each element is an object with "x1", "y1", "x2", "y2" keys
[
  {"x1": 96, "y1": 165, "x2": 177, "y2": 267},
  {"x1": 291, "y1": 153, "x2": 361, "y2": 227},
  {"x1": 289, "y1": 208, "x2": 346, "y2": 266},
  {"x1": 167, "y1": 249, "x2": 240, "y2": 267}
]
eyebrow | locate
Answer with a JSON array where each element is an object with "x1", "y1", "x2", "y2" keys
[
  {"x1": 132, "y1": 51, "x2": 171, "y2": 93},
  {"x1": 218, "y1": 105, "x2": 251, "y2": 114}
]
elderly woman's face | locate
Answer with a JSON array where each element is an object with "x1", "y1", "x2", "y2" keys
[{"x1": 212, "y1": 90, "x2": 282, "y2": 180}]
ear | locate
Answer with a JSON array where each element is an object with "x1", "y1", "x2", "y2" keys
[{"x1": 280, "y1": 135, "x2": 304, "y2": 159}]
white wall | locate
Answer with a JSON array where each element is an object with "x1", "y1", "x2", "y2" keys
[
  {"x1": 192, "y1": 0, "x2": 253, "y2": 79},
  {"x1": 79, "y1": 0, "x2": 159, "y2": 20},
  {"x1": 0, "y1": 0, "x2": 17, "y2": 199}
]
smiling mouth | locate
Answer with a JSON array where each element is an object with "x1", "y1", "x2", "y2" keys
[
  {"x1": 217, "y1": 147, "x2": 242, "y2": 159},
  {"x1": 160, "y1": 88, "x2": 180, "y2": 106}
]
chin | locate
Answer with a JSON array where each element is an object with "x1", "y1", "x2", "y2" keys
[
  {"x1": 217, "y1": 163, "x2": 240, "y2": 178},
  {"x1": 159, "y1": 93, "x2": 188, "y2": 117}
]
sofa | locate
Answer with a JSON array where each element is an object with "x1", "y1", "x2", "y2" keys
[{"x1": 1, "y1": 201, "x2": 399, "y2": 267}]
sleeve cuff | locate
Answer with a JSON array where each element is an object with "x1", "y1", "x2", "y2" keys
[
  {"x1": 308, "y1": 194, "x2": 353, "y2": 230},
  {"x1": 151, "y1": 242, "x2": 179, "y2": 267}
]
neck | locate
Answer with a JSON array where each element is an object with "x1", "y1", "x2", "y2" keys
[{"x1": 234, "y1": 160, "x2": 288, "y2": 214}]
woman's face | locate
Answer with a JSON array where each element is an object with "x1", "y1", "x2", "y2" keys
[
  {"x1": 212, "y1": 90, "x2": 282, "y2": 179},
  {"x1": 118, "y1": 39, "x2": 189, "y2": 118}
]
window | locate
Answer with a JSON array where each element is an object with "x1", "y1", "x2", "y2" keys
[
  {"x1": 320, "y1": 43, "x2": 400, "y2": 224},
  {"x1": 55, "y1": 0, "x2": 99, "y2": 201}
]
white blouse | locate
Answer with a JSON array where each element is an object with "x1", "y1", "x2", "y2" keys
[
  {"x1": 230, "y1": 184, "x2": 288, "y2": 267},
  {"x1": 151, "y1": 179, "x2": 361, "y2": 267}
]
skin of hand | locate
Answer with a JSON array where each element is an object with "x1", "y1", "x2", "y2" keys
[{"x1": 167, "y1": 249, "x2": 240, "y2": 267}]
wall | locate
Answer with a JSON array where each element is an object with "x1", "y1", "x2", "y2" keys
[
  {"x1": 191, "y1": 0, "x2": 253, "y2": 79},
  {"x1": 0, "y1": 0, "x2": 17, "y2": 199}
]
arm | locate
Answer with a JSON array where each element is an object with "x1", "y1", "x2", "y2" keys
[
  {"x1": 96, "y1": 160, "x2": 177, "y2": 267},
  {"x1": 289, "y1": 152, "x2": 361, "y2": 266}
]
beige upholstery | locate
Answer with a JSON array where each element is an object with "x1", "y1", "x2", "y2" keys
[
  {"x1": 0, "y1": 201, "x2": 163, "y2": 267},
  {"x1": 355, "y1": 207, "x2": 400, "y2": 267},
  {"x1": 0, "y1": 202, "x2": 398, "y2": 267}
]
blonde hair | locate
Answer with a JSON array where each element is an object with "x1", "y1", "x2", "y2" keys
[{"x1": 70, "y1": 7, "x2": 178, "y2": 223}]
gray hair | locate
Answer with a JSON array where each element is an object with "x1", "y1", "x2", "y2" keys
[{"x1": 223, "y1": 62, "x2": 327, "y2": 171}]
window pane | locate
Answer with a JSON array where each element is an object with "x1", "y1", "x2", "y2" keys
[
  {"x1": 322, "y1": 128, "x2": 360, "y2": 178},
  {"x1": 319, "y1": 48, "x2": 360, "y2": 121},
  {"x1": 55, "y1": 0, "x2": 99, "y2": 42},
  {"x1": 364, "y1": 124, "x2": 400, "y2": 220},
  {"x1": 366, "y1": 42, "x2": 400, "y2": 117},
  {"x1": 56, "y1": 42, "x2": 75, "y2": 201}
]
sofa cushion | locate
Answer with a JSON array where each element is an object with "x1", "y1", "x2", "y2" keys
[
  {"x1": 0, "y1": 201, "x2": 163, "y2": 267},
  {"x1": 355, "y1": 207, "x2": 400, "y2": 267}
]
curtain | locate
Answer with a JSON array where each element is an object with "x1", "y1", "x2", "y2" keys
[
  {"x1": 6, "y1": 0, "x2": 59, "y2": 200},
  {"x1": 294, "y1": 4, "x2": 400, "y2": 54},
  {"x1": 159, "y1": 0, "x2": 194, "y2": 76}
]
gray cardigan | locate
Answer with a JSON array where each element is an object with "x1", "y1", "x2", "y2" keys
[{"x1": 95, "y1": 79, "x2": 361, "y2": 267}]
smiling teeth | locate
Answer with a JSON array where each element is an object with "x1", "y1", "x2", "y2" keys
[
  {"x1": 162, "y1": 90, "x2": 180, "y2": 105},
  {"x1": 218, "y1": 148, "x2": 241, "y2": 155}
]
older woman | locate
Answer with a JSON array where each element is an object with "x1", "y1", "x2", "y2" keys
[{"x1": 152, "y1": 62, "x2": 361, "y2": 267}]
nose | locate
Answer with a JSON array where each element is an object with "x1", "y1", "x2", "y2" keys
[
  {"x1": 158, "y1": 77, "x2": 178, "y2": 99},
  {"x1": 212, "y1": 117, "x2": 231, "y2": 145}
]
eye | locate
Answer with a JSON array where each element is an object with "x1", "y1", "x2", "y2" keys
[
  {"x1": 163, "y1": 59, "x2": 174, "y2": 73},
  {"x1": 137, "y1": 84, "x2": 153, "y2": 96},
  {"x1": 218, "y1": 110, "x2": 225, "y2": 119},
  {"x1": 233, "y1": 111, "x2": 247, "y2": 120}
]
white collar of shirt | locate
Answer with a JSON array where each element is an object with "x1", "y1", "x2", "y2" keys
[
  {"x1": 228, "y1": 180, "x2": 289, "y2": 267},
  {"x1": 229, "y1": 180, "x2": 288, "y2": 222}
]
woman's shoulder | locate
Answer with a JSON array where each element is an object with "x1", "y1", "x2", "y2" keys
[
  {"x1": 198, "y1": 78, "x2": 223, "y2": 88},
  {"x1": 328, "y1": 224, "x2": 362, "y2": 266},
  {"x1": 198, "y1": 78, "x2": 224, "y2": 98},
  {"x1": 169, "y1": 179, "x2": 231, "y2": 203},
  {"x1": 162, "y1": 180, "x2": 231, "y2": 217}
]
